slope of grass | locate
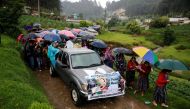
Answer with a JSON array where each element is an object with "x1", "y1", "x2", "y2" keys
[
  {"x1": 0, "y1": 35, "x2": 52, "y2": 109},
  {"x1": 97, "y1": 32, "x2": 158, "y2": 49},
  {"x1": 146, "y1": 24, "x2": 190, "y2": 64},
  {"x1": 19, "y1": 15, "x2": 71, "y2": 31}
]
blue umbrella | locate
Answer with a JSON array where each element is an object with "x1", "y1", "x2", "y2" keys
[
  {"x1": 24, "y1": 25, "x2": 33, "y2": 31},
  {"x1": 78, "y1": 31, "x2": 89, "y2": 37},
  {"x1": 80, "y1": 27, "x2": 88, "y2": 31},
  {"x1": 91, "y1": 25, "x2": 101, "y2": 31},
  {"x1": 49, "y1": 29, "x2": 59, "y2": 34},
  {"x1": 143, "y1": 50, "x2": 158, "y2": 65},
  {"x1": 43, "y1": 33, "x2": 61, "y2": 42},
  {"x1": 91, "y1": 40, "x2": 107, "y2": 48}
]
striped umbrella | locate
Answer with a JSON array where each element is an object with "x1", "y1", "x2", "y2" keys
[{"x1": 132, "y1": 46, "x2": 158, "y2": 65}]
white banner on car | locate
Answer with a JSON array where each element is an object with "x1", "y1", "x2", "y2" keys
[{"x1": 84, "y1": 68, "x2": 125, "y2": 100}]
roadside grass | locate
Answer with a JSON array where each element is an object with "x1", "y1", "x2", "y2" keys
[
  {"x1": 97, "y1": 32, "x2": 158, "y2": 49},
  {"x1": 0, "y1": 35, "x2": 52, "y2": 109}
]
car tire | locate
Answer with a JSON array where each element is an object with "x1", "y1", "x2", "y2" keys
[
  {"x1": 71, "y1": 85, "x2": 83, "y2": 106},
  {"x1": 50, "y1": 65, "x2": 57, "y2": 77}
]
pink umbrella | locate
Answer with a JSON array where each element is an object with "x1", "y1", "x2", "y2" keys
[
  {"x1": 59, "y1": 30, "x2": 76, "y2": 38},
  {"x1": 72, "y1": 29, "x2": 81, "y2": 34}
]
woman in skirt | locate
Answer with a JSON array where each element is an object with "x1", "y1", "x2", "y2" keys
[
  {"x1": 152, "y1": 69, "x2": 171, "y2": 108},
  {"x1": 134, "y1": 61, "x2": 151, "y2": 96},
  {"x1": 126, "y1": 56, "x2": 138, "y2": 89}
]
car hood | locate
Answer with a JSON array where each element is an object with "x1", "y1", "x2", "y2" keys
[{"x1": 71, "y1": 65, "x2": 115, "y2": 84}]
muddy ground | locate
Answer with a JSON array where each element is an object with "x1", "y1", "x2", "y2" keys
[{"x1": 35, "y1": 70, "x2": 151, "y2": 109}]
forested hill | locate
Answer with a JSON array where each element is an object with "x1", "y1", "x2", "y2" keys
[
  {"x1": 106, "y1": 0, "x2": 162, "y2": 16},
  {"x1": 61, "y1": 0, "x2": 104, "y2": 19},
  {"x1": 106, "y1": 0, "x2": 190, "y2": 16},
  {"x1": 25, "y1": 0, "x2": 61, "y2": 12}
]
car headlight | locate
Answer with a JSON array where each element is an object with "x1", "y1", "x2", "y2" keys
[{"x1": 81, "y1": 84, "x2": 88, "y2": 92}]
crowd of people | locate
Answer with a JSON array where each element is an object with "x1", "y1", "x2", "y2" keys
[
  {"x1": 103, "y1": 45, "x2": 170, "y2": 108},
  {"x1": 18, "y1": 25, "x2": 170, "y2": 108}
]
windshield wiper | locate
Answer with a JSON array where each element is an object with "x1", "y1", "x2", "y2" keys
[
  {"x1": 73, "y1": 66, "x2": 87, "y2": 69},
  {"x1": 89, "y1": 63, "x2": 102, "y2": 67}
]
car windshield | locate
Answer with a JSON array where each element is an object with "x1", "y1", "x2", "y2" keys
[{"x1": 71, "y1": 52, "x2": 102, "y2": 69}]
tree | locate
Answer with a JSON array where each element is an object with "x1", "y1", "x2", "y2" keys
[
  {"x1": 79, "y1": 13, "x2": 84, "y2": 20},
  {"x1": 150, "y1": 16, "x2": 169, "y2": 28},
  {"x1": 107, "y1": 16, "x2": 120, "y2": 29},
  {"x1": 0, "y1": 0, "x2": 24, "y2": 42},
  {"x1": 163, "y1": 28, "x2": 176, "y2": 46},
  {"x1": 126, "y1": 20, "x2": 141, "y2": 34}
]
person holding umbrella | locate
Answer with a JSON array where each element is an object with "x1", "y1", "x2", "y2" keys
[
  {"x1": 152, "y1": 69, "x2": 171, "y2": 108},
  {"x1": 134, "y1": 61, "x2": 151, "y2": 96},
  {"x1": 115, "y1": 53, "x2": 127, "y2": 77},
  {"x1": 126, "y1": 56, "x2": 138, "y2": 89},
  {"x1": 104, "y1": 46, "x2": 114, "y2": 68},
  {"x1": 152, "y1": 59, "x2": 189, "y2": 107}
]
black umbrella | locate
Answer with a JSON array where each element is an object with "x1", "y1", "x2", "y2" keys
[
  {"x1": 91, "y1": 40, "x2": 107, "y2": 48},
  {"x1": 112, "y1": 47, "x2": 133, "y2": 55},
  {"x1": 25, "y1": 33, "x2": 40, "y2": 40},
  {"x1": 81, "y1": 35, "x2": 95, "y2": 40}
]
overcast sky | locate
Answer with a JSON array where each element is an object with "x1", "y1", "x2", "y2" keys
[{"x1": 61, "y1": 0, "x2": 120, "y2": 8}]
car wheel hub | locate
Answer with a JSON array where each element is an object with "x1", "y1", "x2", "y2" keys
[{"x1": 72, "y1": 89, "x2": 78, "y2": 102}]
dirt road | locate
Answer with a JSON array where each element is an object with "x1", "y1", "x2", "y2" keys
[{"x1": 35, "y1": 70, "x2": 151, "y2": 109}]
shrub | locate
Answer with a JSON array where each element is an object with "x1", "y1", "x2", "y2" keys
[
  {"x1": 175, "y1": 45, "x2": 188, "y2": 50},
  {"x1": 150, "y1": 16, "x2": 169, "y2": 28},
  {"x1": 108, "y1": 16, "x2": 120, "y2": 28},
  {"x1": 163, "y1": 28, "x2": 176, "y2": 45},
  {"x1": 126, "y1": 20, "x2": 141, "y2": 34},
  {"x1": 69, "y1": 23, "x2": 74, "y2": 28},
  {"x1": 79, "y1": 21, "x2": 93, "y2": 27}
]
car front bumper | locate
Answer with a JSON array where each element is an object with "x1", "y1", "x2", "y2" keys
[{"x1": 80, "y1": 90, "x2": 125, "y2": 101}]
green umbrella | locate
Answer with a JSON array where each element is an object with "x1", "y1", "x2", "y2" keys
[{"x1": 156, "y1": 59, "x2": 189, "y2": 71}]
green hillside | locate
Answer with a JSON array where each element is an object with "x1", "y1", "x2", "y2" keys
[{"x1": 0, "y1": 35, "x2": 52, "y2": 109}]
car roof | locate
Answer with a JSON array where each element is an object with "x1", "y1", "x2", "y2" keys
[{"x1": 61, "y1": 48, "x2": 95, "y2": 55}]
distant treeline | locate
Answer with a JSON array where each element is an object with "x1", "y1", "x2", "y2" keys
[
  {"x1": 106, "y1": 0, "x2": 190, "y2": 17},
  {"x1": 61, "y1": 0, "x2": 104, "y2": 19},
  {"x1": 25, "y1": 0, "x2": 61, "y2": 14}
]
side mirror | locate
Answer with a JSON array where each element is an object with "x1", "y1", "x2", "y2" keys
[{"x1": 60, "y1": 63, "x2": 68, "y2": 68}]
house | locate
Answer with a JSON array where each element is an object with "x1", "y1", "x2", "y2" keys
[
  {"x1": 169, "y1": 17, "x2": 190, "y2": 25},
  {"x1": 68, "y1": 13, "x2": 80, "y2": 20},
  {"x1": 112, "y1": 8, "x2": 128, "y2": 20}
]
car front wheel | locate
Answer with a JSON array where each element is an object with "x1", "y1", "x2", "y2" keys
[{"x1": 71, "y1": 85, "x2": 83, "y2": 106}]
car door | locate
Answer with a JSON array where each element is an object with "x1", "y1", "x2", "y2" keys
[{"x1": 56, "y1": 51, "x2": 71, "y2": 84}]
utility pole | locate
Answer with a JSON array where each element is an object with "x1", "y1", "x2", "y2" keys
[
  {"x1": 104, "y1": 8, "x2": 107, "y2": 24},
  {"x1": 38, "y1": 0, "x2": 40, "y2": 22}
]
